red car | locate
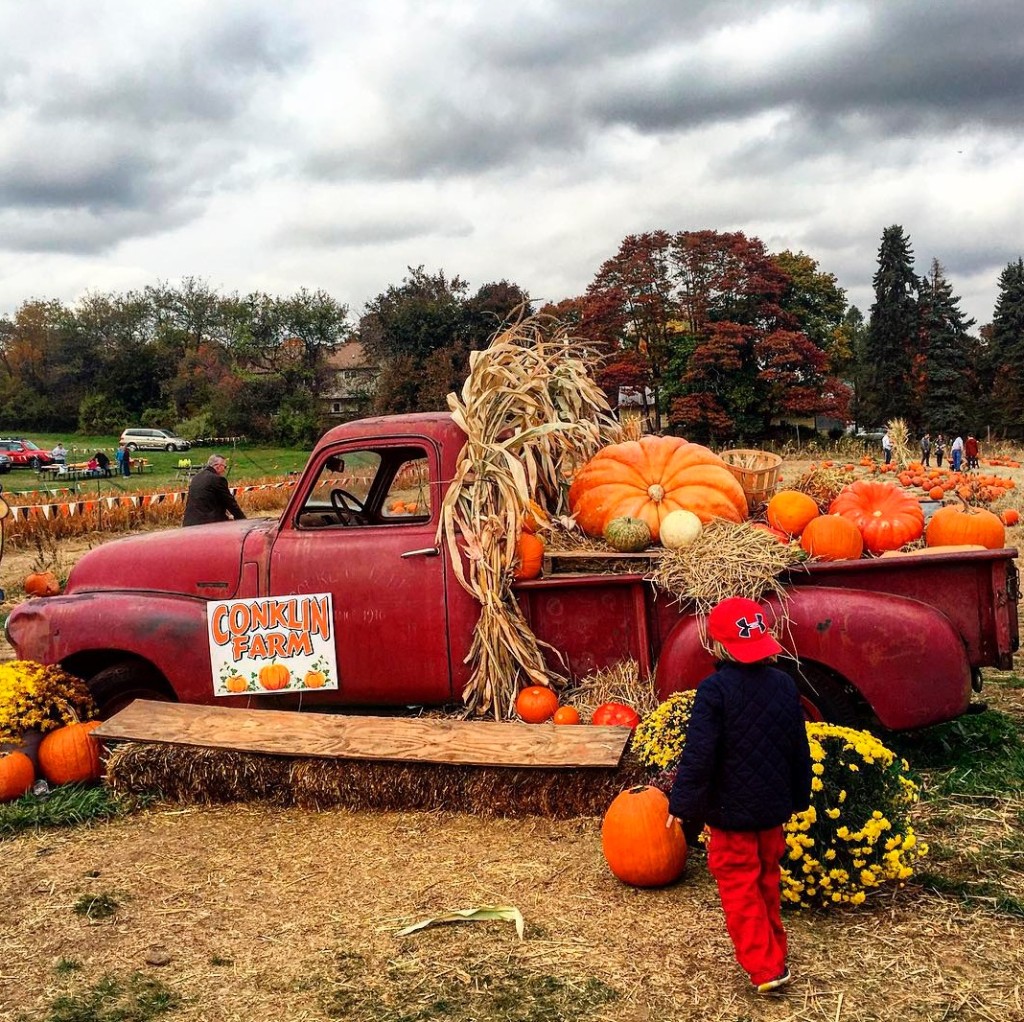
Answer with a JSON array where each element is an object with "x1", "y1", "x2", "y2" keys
[{"x1": 0, "y1": 438, "x2": 55, "y2": 468}]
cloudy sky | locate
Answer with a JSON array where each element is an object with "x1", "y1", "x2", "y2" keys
[{"x1": 2, "y1": 0, "x2": 1022, "y2": 329}]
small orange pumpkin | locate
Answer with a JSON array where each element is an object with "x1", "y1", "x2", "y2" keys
[
  {"x1": 926, "y1": 503, "x2": 1006, "y2": 550},
  {"x1": 258, "y1": 663, "x2": 291, "y2": 691},
  {"x1": 24, "y1": 571, "x2": 61, "y2": 598},
  {"x1": 601, "y1": 785, "x2": 688, "y2": 887},
  {"x1": 799, "y1": 515, "x2": 864, "y2": 561},
  {"x1": 303, "y1": 669, "x2": 327, "y2": 689},
  {"x1": 514, "y1": 533, "x2": 545, "y2": 580},
  {"x1": 0, "y1": 750, "x2": 35, "y2": 802},
  {"x1": 766, "y1": 490, "x2": 820, "y2": 536},
  {"x1": 38, "y1": 722, "x2": 103, "y2": 786},
  {"x1": 1002, "y1": 508, "x2": 1020, "y2": 526},
  {"x1": 515, "y1": 685, "x2": 559, "y2": 723},
  {"x1": 552, "y1": 705, "x2": 581, "y2": 725}
]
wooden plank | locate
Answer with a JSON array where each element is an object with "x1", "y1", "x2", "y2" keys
[
  {"x1": 542, "y1": 548, "x2": 666, "y2": 575},
  {"x1": 92, "y1": 701, "x2": 631, "y2": 769}
]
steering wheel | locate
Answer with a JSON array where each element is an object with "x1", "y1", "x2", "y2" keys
[{"x1": 330, "y1": 487, "x2": 367, "y2": 524}]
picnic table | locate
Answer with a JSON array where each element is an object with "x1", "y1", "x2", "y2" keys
[
  {"x1": 37, "y1": 464, "x2": 96, "y2": 482},
  {"x1": 175, "y1": 465, "x2": 201, "y2": 482}
]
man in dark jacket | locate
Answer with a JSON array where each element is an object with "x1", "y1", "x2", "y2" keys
[
  {"x1": 182, "y1": 455, "x2": 246, "y2": 527},
  {"x1": 668, "y1": 596, "x2": 812, "y2": 995}
]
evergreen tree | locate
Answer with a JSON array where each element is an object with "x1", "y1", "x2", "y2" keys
[
  {"x1": 863, "y1": 225, "x2": 919, "y2": 424},
  {"x1": 919, "y1": 259, "x2": 975, "y2": 431},
  {"x1": 987, "y1": 258, "x2": 1024, "y2": 427}
]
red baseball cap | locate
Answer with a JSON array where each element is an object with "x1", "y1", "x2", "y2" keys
[{"x1": 708, "y1": 596, "x2": 784, "y2": 663}]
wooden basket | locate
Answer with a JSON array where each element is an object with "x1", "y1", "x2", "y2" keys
[{"x1": 720, "y1": 449, "x2": 783, "y2": 510}]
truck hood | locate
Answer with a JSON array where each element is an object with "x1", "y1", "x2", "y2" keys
[{"x1": 65, "y1": 519, "x2": 273, "y2": 599}]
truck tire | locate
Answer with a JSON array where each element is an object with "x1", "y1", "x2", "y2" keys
[
  {"x1": 779, "y1": 659, "x2": 871, "y2": 729},
  {"x1": 89, "y1": 661, "x2": 176, "y2": 719}
]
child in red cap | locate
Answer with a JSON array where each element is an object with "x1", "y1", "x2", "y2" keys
[{"x1": 667, "y1": 595, "x2": 812, "y2": 995}]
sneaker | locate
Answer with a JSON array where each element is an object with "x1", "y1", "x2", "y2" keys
[{"x1": 754, "y1": 968, "x2": 791, "y2": 995}]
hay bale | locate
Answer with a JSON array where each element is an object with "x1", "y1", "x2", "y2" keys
[{"x1": 105, "y1": 742, "x2": 649, "y2": 818}]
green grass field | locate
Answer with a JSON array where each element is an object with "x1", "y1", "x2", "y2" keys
[{"x1": 0, "y1": 435, "x2": 312, "y2": 498}]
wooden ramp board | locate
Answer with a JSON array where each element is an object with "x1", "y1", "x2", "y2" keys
[{"x1": 92, "y1": 701, "x2": 631, "y2": 769}]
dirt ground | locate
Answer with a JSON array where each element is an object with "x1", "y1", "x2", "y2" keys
[{"x1": 2, "y1": 453, "x2": 1024, "y2": 1021}]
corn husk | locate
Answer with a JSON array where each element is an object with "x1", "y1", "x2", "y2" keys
[{"x1": 438, "y1": 312, "x2": 620, "y2": 719}]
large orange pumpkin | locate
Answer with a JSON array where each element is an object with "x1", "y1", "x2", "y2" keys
[
  {"x1": 515, "y1": 685, "x2": 559, "y2": 723},
  {"x1": 0, "y1": 750, "x2": 35, "y2": 802},
  {"x1": 258, "y1": 663, "x2": 291, "y2": 690},
  {"x1": 766, "y1": 490, "x2": 820, "y2": 536},
  {"x1": 601, "y1": 785, "x2": 688, "y2": 887},
  {"x1": 568, "y1": 436, "x2": 747, "y2": 542},
  {"x1": 514, "y1": 533, "x2": 545, "y2": 580},
  {"x1": 799, "y1": 514, "x2": 864, "y2": 561},
  {"x1": 926, "y1": 504, "x2": 1006, "y2": 550},
  {"x1": 38, "y1": 722, "x2": 103, "y2": 786},
  {"x1": 829, "y1": 480, "x2": 924, "y2": 554}
]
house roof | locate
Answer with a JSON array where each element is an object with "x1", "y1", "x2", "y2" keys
[{"x1": 326, "y1": 340, "x2": 372, "y2": 371}]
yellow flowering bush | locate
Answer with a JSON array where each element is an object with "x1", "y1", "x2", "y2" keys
[
  {"x1": 781, "y1": 723, "x2": 926, "y2": 909},
  {"x1": 0, "y1": 660, "x2": 97, "y2": 742},
  {"x1": 631, "y1": 690, "x2": 696, "y2": 770},
  {"x1": 634, "y1": 697, "x2": 927, "y2": 909}
]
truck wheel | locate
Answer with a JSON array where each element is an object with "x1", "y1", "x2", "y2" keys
[
  {"x1": 89, "y1": 662, "x2": 176, "y2": 719},
  {"x1": 780, "y1": 660, "x2": 870, "y2": 729}
]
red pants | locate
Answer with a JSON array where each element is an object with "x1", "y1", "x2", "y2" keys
[{"x1": 706, "y1": 825, "x2": 788, "y2": 985}]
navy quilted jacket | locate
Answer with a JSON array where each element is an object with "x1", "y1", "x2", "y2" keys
[{"x1": 668, "y1": 662, "x2": 813, "y2": 831}]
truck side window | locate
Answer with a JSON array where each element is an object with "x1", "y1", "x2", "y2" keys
[
  {"x1": 295, "y1": 447, "x2": 431, "y2": 528},
  {"x1": 381, "y1": 455, "x2": 431, "y2": 520}
]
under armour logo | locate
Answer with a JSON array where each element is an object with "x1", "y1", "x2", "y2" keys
[{"x1": 735, "y1": 613, "x2": 767, "y2": 638}]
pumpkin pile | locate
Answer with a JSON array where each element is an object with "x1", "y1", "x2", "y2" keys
[{"x1": 0, "y1": 660, "x2": 104, "y2": 802}]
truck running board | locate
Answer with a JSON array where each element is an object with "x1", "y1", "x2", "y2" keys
[{"x1": 92, "y1": 700, "x2": 631, "y2": 769}]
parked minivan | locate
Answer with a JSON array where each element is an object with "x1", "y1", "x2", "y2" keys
[{"x1": 120, "y1": 428, "x2": 191, "y2": 452}]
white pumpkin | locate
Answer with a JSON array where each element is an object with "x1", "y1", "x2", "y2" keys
[{"x1": 659, "y1": 509, "x2": 703, "y2": 550}]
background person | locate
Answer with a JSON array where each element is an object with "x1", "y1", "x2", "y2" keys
[
  {"x1": 182, "y1": 454, "x2": 247, "y2": 527},
  {"x1": 920, "y1": 433, "x2": 931, "y2": 467},
  {"x1": 965, "y1": 435, "x2": 980, "y2": 470},
  {"x1": 881, "y1": 430, "x2": 893, "y2": 465},
  {"x1": 667, "y1": 596, "x2": 812, "y2": 996},
  {"x1": 951, "y1": 435, "x2": 964, "y2": 472},
  {"x1": 51, "y1": 441, "x2": 67, "y2": 464},
  {"x1": 116, "y1": 443, "x2": 131, "y2": 477},
  {"x1": 935, "y1": 434, "x2": 946, "y2": 468}
]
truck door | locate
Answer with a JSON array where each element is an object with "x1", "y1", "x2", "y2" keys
[{"x1": 267, "y1": 438, "x2": 453, "y2": 707}]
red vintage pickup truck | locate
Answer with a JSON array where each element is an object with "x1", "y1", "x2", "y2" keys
[{"x1": 6, "y1": 412, "x2": 1020, "y2": 730}]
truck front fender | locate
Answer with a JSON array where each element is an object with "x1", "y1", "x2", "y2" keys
[
  {"x1": 655, "y1": 587, "x2": 972, "y2": 730},
  {"x1": 7, "y1": 592, "x2": 216, "y2": 705}
]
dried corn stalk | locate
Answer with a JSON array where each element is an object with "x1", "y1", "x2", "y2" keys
[
  {"x1": 887, "y1": 418, "x2": 913, "y2": 468},
  {"x1": 438, "y1": 313, "x2": 620, "y2": 719}
]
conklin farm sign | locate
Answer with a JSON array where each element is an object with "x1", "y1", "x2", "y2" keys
[{"x1": 207, "y1": 593, "x2": 339, "y2": 696}]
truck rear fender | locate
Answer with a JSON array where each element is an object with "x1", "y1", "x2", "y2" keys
[{"x1": 655, "y1": 587, "x2": 971, "y2": 730}]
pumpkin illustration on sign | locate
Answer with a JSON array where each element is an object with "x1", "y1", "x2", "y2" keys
[
  {"x1": 223, "y1": 674, "x2": 248, "y2": 693},
  {"x1": 258, "y1": 663, "x2": 291, "y2": 690},
  {"x1": 569, "y1": 435, "x2": 747, "y2": 543}
]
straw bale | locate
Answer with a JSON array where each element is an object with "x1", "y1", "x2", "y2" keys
[{"x1": 106, "y1": 741, "x2": 649, "y2": 818}]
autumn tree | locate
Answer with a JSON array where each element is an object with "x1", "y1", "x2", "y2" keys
[
  {"x1": 360, "y1": 268, "x2": 531, "y2": 413},
  {"x1": 667, "y1": 231, "x2": 848, "y2": 439},
  {"x1": 862, "y1": 225, "x2": 919, "y2": 424}
]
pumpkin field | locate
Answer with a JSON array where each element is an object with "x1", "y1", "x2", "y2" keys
[{"x1": 1, "y1": 442, "x2": 1024, "y2": 1022}]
